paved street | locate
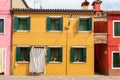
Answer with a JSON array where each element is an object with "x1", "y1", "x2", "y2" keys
[{"x1": 1, "y1": 75, "x2": 120, "y2": 80}]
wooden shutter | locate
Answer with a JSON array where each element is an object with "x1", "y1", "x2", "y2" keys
[
  {"x1": 16, "y1": 47, "x2": 21, "y2": 61},
  {"x1": 113, "y1": 53, "x2": 118, "y2": 67},
  {"x1": 83, "y1": 48, "x2": 86, "y2": 62},
  {"x1": 78, "y1": 18, "x2": 80, "y2": 31},
  {"x1": 27, "y1": 17, "x2": 30, "y2": 30},
  {"x1": 59, "y1": 47, "x2": 62, "y2": 62},
  {"x1": 14, "y1": 17, "x2": 19, "y2": 30},
  {"x1": 71, "y1": 48, "x2": 75, "y2": 62},
  {"x1": 47, "y1": 47, "x2": 51, "y2": 62},
  {"x1": 88, "y1": 18, "x2": 92, "y2": 31},
  {"x1": 46, "y1": 17, "x2": 51, "y2": 31},
  {"x1": 60, "y1": 17, "x2": 63, "y2": 31},
  {"x1": 26, "y1": 47, "x2": 30, "y2": 61}
]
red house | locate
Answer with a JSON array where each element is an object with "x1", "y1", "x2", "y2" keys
[{"x1": 94, "y1": 0, "x2": 120, "y2": 75}]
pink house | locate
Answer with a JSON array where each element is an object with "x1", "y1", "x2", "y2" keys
[{"x1": 0, "y1": 0, "x2": 11, "y2": 76}]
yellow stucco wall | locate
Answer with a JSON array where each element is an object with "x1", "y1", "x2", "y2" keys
[{"x1": 12, "y1": 12, "x2": 94, "y2": 75}]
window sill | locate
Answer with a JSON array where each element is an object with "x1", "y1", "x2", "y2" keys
[
  {"x1": 0, "y1": 33, "x2": 5, "y2": 35},
  {"x1": 48, "y1": 31, "x2": 62, "y2": 32},
  {"x1": 49, "y1": 61, "x2": 61, "y2": 64},
  {"x1": 112, "y1": 67, "x2": 120, "y2": 69},
  {"x1": 16, "y1": 61, "x2": 29, "y2": 64},
  {"x1": 16, "y1": 30, "x2": 29, "y2": 32},
  {"x1": 113, "y1": 36, "x2": 120, "y2": 38},
  {"x1": 78, "y1": 31, "x2": 92, "y2": 32},
  {"x1": 72, "y1": 62, "x2": 85, "y2": 64}
]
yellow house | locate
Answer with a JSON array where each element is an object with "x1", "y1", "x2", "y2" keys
[{"x1": 11, "y1": 0, "x2": 95, "y2": 76}]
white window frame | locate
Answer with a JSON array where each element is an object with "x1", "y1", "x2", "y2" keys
[
  {"x1": 113, "y1": 20, "x2": 120, "y2": 38},
  {"x1": 78, "y1": 16, "x2": 92, "y2": 32},
  {"x1": 16, "y1": 16, "x2": 30, "y2": 32},
  {"x1": 0, "y1": 18, "x2": 5, "y2": 34},
  {"x1": 112, "y1": 51, "x2": 120, "y2": 69},
  {"x1": 48, "y1": 46, "x2": 62, "y2": 63},
  {"x1": 16, "y1": 46, "x2": 30, "y2": 63},
  {"x1": 48, "y1": 16, "x2": 62, "y2": 32},
  {"x1": 71, "y1": 46, "x2": 86, "y2": 64}
]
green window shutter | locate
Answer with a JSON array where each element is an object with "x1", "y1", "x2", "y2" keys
[
  {"x1": 27, "y1": 17, "x2": 30, "y2": 30},
  {"x1": 47, "y1": 47, "x2": 51, "y2": 62},
  {"x1": 26, "y1": 47, "x2": 30, "y2": 61},
  {"x1": 58, "y1": 47, "x2": 62, "y2": 62},
  {"x1": 113, "y1": 53, "x2": 119, "y2": 67},
  {"x1": 60, "y1": 17, "x2": 63, "y2": 31},
  {"x1": 46, "y1": 17, "x2": 51, "y2": 31},
  {"x1": 78, "y1": 18, "x2": 80, "y2": 31},
  {"x1": 83, "y1": 48, "x2": 86, "y2": 62},
  {"x1": 16, "y1": 47, "x2": 21, "y2": 61},
  {"x1": 71, "y1": 48, "x2": 75, "y2": 62},
  {"x1": 14, "y1": 17, "x2": 19, "y2": 30},
  {"x1": 88, "y1": 18, "x2": 92, "y2": 31}
]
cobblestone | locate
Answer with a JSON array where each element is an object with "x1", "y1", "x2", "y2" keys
[{"x1": 1, "y1": 75, "x2": 120, "y2": 80}]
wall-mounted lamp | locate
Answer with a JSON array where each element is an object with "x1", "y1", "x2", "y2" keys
[{"x1": 69, "y1": 15, "x2": 74, "y2": 21}]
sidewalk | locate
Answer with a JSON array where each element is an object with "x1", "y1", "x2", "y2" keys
[{"x1": 1, "y1": 75, "x2": 120, "y2": 80}]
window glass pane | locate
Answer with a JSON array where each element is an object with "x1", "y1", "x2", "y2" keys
[
  {"x1": 51, "y1": 18, "x2": 60, "y2": 30},
  {"x1": 113, "y1": 53, "x2": 119, "y2": 67},
  {"x1": 114, "y1": 22, "x2": 120, "y2": 36},
  {"x1": 0, "y1": 19, "x2": 4, "y2": 33},
  {"x1": 79, "y1": 18, "x2": 88, "y2": 31},
  {"x1": 74, "y1": 48, "x2": 83, "y2": 62},
  {"x1": 18, "y1": 18, "x2": 27, "y2": 30},
  {"x1": 20, "y1": 47, "x2": 30, "y2": 61},
  {"x1": 51, "y1": 48, "x2": 59, "y2": 61}
]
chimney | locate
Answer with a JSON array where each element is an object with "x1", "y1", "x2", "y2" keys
[
  {"x1": 81, "y1": 0, "x2": 90, "y2": 10},
  {"x1": 92, "y1": 0, "x2": 102, "y2": 15}
]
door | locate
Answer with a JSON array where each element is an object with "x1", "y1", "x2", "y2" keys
[
  {"x1": 0, "y1": 48, "x2": 5, "y2": 74},
  {"x1": 29, "y1": 46, "x2": 46, "y2": 74}
]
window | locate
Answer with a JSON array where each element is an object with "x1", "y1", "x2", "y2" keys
[
  {"x1": 14, "y1": 17, "x2": 30, "y2": 31},
  {"x1": 0, "y1": 19, "x2": 4, "y2": 33},
  {"x1": 16, "y1": 47, "x2": 30, "y2": 62},
  {"x1": 112, "y1": 52, "x2": 120, "y2": 69},
  {"x1": 46, "y1": 17, "x2": 63, "y2": 31},
  {"x1": 78, "y1": 17, "x2": 92, "y2": 31},
  {"x1": 70, "y1": 47, "x2": 86, "y2": 62},
  {"x1": 113, "y1": 21, "x2": 120, "y2": 37},
  {"x1": 47, "y1": 47, "x2": 62, "y2": 62}
]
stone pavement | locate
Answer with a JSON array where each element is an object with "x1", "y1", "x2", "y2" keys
[{"x1": 1, "y1": 75, "x2": 120, "y2": 80}]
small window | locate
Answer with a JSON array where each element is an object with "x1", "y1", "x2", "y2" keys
[
  {"x1": 70, "y1": 47, "x2": 86, "y2": 62},
  {"x1": 78, "y1": 17, "x2": 92, "y2": 31},
  {"x1": 0, "y1": 19, "x2": 4, "y2": 33},
  {"x1": 46, "y1": 17, "x2": 63, "y2": 31},
  {"x1": 113, "y1": 21, "x2": 120, "y2": 37},
  {"x1": 47, "y1": 47, "x2": 62, "y2": 62},
  {"x1": 16, "y1": 47, "x2": 30, "y2": 62},
  {"x1": 14, "y1": 17, "x2": 30, "y2": 31},
  {"x1": 113, "y1": 52, "x2": 120, "y2": 68}
]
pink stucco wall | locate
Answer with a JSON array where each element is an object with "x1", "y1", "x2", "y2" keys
[{"x1": 0, "y1": 0, "x2": 11, "y2": 76}]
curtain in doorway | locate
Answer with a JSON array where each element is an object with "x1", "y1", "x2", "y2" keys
[
  {"x1": 29, "y1": 46, "x2": 46, "y2": 73},
  {"x1": 0, "y1": 48, "x2": 5, "y2": 73}
]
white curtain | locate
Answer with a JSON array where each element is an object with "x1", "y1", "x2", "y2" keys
[
  {"x1": 0, "y1": 48, "x2": 5, "y2": 73},
  {"x1": 29, "y1": 46, "x2": 46, "y2": 73}
]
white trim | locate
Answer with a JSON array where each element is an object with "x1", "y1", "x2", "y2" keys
[
  {"x1": 72, "y1": 62, "x2": 85, "y2": 64},
  {"x1": 0, "y1": 18, "x2": 5, "y2": 34},
  {"x1": 113, "y1": 20, "x2": 120, "y2": 38},
  {"x1": 48, "y1": 16, "x2": 62, "y2": 18},
  {"x1": 72, "y1": 46, "x2": 86, "y2": 48},
  {"x1": 48, "y1": 30, "x2": 62, "y2": 32},
  {"x1": 16, "y1": 61, "x2": 29, "y2": 64},
  {"x1": 49, "y1": 61, "x2": 61, "y2": 64},
  {"x1": 79, "y1": 16, "x2": 91, "y2": 18},
  {"x1": 112, "y1": 51, "x2": 120, "y2": 69},
  {"x1": 49, "y1": 46, "x2": 62, "y2": 48},
  {"x1": 78, "y1": 31, "x2": 92, "y2": 32},
  {"x1": 16, "y1": 30, "x2": 29, "y2": 32},
  {"x1": 16, "y1": 16, "x2": 30, "y2": 18},
  {"x1": 17, "y1": 46, "x2": 31, "y2": 47}
]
